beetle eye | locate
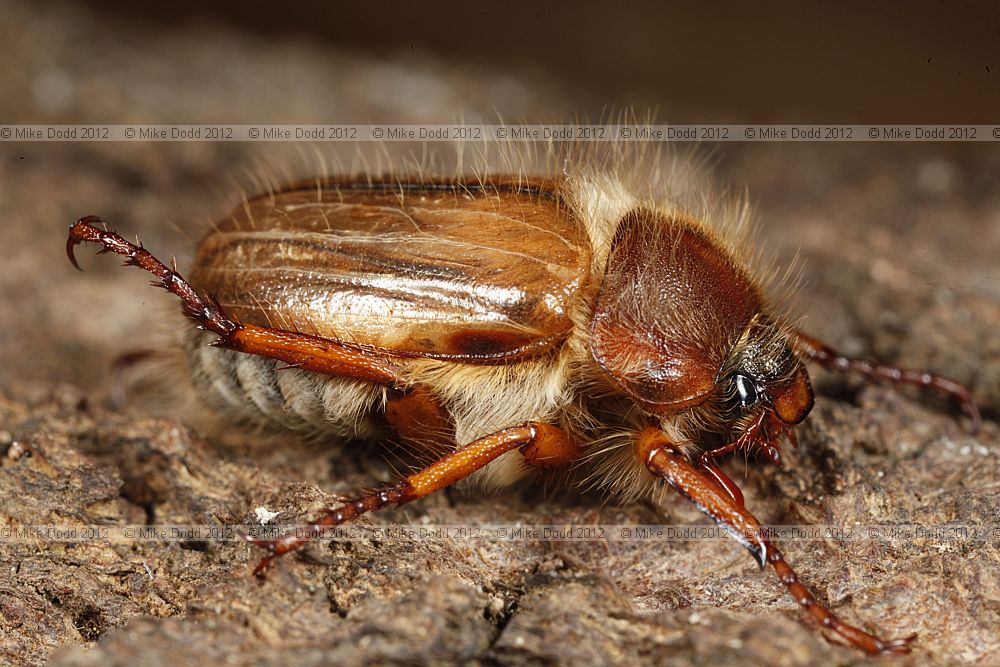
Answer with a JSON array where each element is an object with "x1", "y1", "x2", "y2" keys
[{"x1": 734, "y1": 373, "x2": 760, "y2": 408}]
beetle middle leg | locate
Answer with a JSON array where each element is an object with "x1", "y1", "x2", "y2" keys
[
  {"x1": 250, "y1": 421, "x2": 577, "y2": 574},
  {"x1": 791, "y1": 330, "x2": 981, "y2": 431},
  {"x1": 637, "y1": 426, "x2": 915, "y2": 654}
]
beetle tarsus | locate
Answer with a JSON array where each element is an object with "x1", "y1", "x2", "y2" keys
[
  {"x1": 66, "y1": 215, "x2": 108, "y2": 270},
  {"x1": 962, "y1": 400, "x2": 983, "y2": 434},
  {"x1": 65, "y1": 215, "x2": 239, "y2": 338},
  {"x1": 248, "y1": 534, "x2": 300, "y2": 576},
  {"x1": 66, "y1": 236, "x2": 83, "y2": 271}
]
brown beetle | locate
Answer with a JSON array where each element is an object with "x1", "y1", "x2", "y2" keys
[{"x1": 66, "y1": 156, "x2": 980, "y2": 654}]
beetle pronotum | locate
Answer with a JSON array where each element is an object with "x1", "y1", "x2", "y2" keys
[{"x1": 66, "y1": 143, "x2": 980, "y2": 654}]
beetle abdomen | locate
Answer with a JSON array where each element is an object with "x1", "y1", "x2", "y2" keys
[{"x1": 186, "y1": 330, "x2": 385, "y2": 439}]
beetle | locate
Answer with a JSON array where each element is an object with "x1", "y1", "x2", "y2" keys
[{"x1": 66, "y1": 158, "x2": 980, "y2": 654}]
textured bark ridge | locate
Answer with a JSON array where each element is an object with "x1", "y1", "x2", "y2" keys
[{"x1": 1, "y1": 3, "x2": 998, "y2": 665}]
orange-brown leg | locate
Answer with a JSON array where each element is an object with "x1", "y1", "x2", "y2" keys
[
  {"x1": 385, "y1": 385, "x2": 456, "y2": 451},
  {"x1": 388, "y1": 380, "x2": 578, "y2": 466},
  {"x1": 67, "y1": 216, "x2": 405, "y2": 386},
  {"x1": 386, "y1": 386, "x2": 577, "y2": 468},
  {"x1": 250, "y1": 421, "x2": 575, "y2": 574},
  {"x1": 520, "y1": 423, "x2": 578, "y2": 469},
  {"x1": 637, "y1": 427, "x2": 915, "y2": 655},
  {"x1": 695, "y1": 409, "x2": 801, "y2": 507},
  {"x1": 792, "y1": 330, "x2": 980, "y2": 432},
  {"x1": 699, "y1": 458, "x2": 746, "y2": 507}
]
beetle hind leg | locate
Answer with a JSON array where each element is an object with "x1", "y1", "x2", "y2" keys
[
  {"x1": 67, "y1": 216, "x2": 406, "y2": 386},
  {"x1": 637, "y1": 427, "x2": 915, "y2": 654}
]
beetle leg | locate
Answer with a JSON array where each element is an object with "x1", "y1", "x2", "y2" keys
[
  {"x1": 385, "y1": 385, "x2": 456, "y2": 452},
  {"x1": 519, "y1": 423, "x2": 579, "y2": 469},
  {"x1": 698, "y1": 461, "x2": 745, "y2": 507},
  {"x1": 791, "y1": 330, "x2": 981, "y2": 432},
  {"x1": 67, "y1": 216, "x2": 405, "y2": 386},
  {"x1": 693, "y1": 442, "x2": 745, "y2": 506},
  {"x1": 696, "y1": 411, "x2": 773, "y2": 505},
  {"x1": 250, "y1": 421, "x2": 574, "y2": 575},
  {"x1": 637, "y1": 426, "x2": 915, "y2": 654}
]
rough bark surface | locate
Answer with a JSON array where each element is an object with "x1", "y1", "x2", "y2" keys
[{"x1": 1, "y1": 3, "x2": 998, "y2": 665}]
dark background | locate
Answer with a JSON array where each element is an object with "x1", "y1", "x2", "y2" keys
[{"x1": 80, "y1": 1, "x2": 1000, "y2": 122}]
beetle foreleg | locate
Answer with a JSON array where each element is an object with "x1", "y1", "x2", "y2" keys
[
  {"x1": 791, "y1": 330, "x2": 981, "y2": 432},
  {"x1": 638, "y1": 426, "x2": 915, "y2": 654},
  {"x1": 250, "y1": 421, "x2": 575, "y2": 575},
  {"x1": 695, "y1": 411, "x2": 774, "y2": 506},
  {"x1": 698, "y1": 461, "x2": 746, "y2": 507},
  {"x1": 67, "y1": 216, "x2": 405, "y2": 386}
]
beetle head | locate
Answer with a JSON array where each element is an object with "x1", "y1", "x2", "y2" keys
[
  {"x1": 719, "y1": 316, "x2": 815, "y2": 435},
  {"x1": 589, "y1": 209, "x2": 814, "y2": 448}
]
